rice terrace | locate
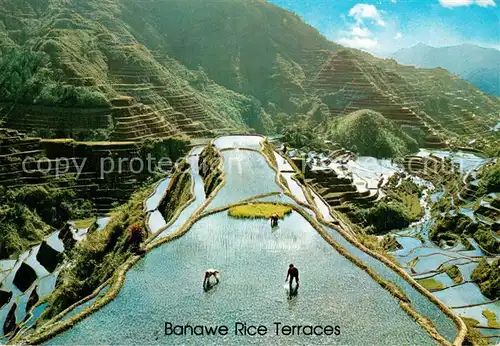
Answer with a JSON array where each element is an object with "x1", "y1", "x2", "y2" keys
[{"x1": 0, "y1": 0, "x2": 499, "y2": 345}]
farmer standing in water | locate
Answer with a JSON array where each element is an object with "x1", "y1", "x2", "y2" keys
[
  {"x1": 270, "y1": 213, "x2": 279, "y2": 227},
  {"x1": 285, "y1": 264, "x2": 299, "y2": 291}
]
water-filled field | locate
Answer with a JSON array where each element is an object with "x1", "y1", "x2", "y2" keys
[
  {"x1": 48, "y1": 213, "x2": 438, "y2": 345},
  {"x1": 26, "y1": 136, "x2": 463, "y2": 344}
]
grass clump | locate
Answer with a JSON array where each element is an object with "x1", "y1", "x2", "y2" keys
[
  {"x1": 353, "y1": 202, "x2": 414, "y2": 234},
  {"x1": 444, "y1": 265, "x2": 464, "y2": 284},
  {"x1": 159, "y1": 160, "x2": 193, "y2": 223},
  {"x1": 430, "y1": 213, "x2": 499, "y2": 255},
  {"x1": 417, "y1": 278, "x2": 445, "y2": 291},
  {"x1": 477, "y1": 161, "x2": 500, "y2": 196},
  {"x1": 199, "y1": 144, "x2": 224, "y2": 197},
  {"x1": 482, "y1": 310, "x2": 500, "y2": 328},
  {"x1": 351, "y1": 178, "x2": 422, "y2": 234},
  {"x1": 462, "y1": 317, "x2": 489, "y2": 346},
  {"x1": 228, "y1": 203, "x2": 292, "y2": 219},
  {"x1": 471, "y1": 259, "x2": 500, "y2": 300},
  {"x1": 73, "y1": 218, "x2": 97, "y2": 229}
]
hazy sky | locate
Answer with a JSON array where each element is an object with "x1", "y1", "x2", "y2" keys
[{"x1": 268, "y1": 0, "x2": 499, "y2": 56}]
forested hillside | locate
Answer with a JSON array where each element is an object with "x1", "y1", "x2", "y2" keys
[{"x1": 0, "y1": 0, "x2": 498, "y2": 150}]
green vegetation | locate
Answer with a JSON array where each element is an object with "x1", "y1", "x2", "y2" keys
[
  {"x1": 278, "y1": 113, "x2": 330, "y2": 152},
  {"x1": 41, "y1": 187, "x2": 151, "y2": 320},
  {"x1": 228, "y1": 203, "x2": 292, "y2": 219},
  {"x1": 73, "y1": 218, "x2": 97, "y2": 229},
  {"x1": 0, "y1": 49, "x2": 108, "y2": 107},
  {"x1": 353, "y1": 202, "x2": 414, "y2": 235},
  {"x1": 384, "y1": 178, "x2": 423, "y2": 220},
  {"x1": 138, "y1": 137, "x2": 190, "y2": 165},
  {"x1": 443, "y1": 265, "x2": 463, "y2": 284},
  {"x1": 261, "y1": 139, "x2": 278, "y2": 168},
  {"x1": 0, "y1": 186, "x2": 93, "y2": 259},
  {"x1": 482, "y1": 310, "x2": 500, "y2": 328},
  {"x1": 379, "y1": 235, "x2": 402, "y2": 252},
  {"x1": 477, "y1": 161, "x2": 500, "y2": 196},
  {"x1": 198, "y1": 145, "x2": 223, "y2": 197},
  {"x1": 0, "y1": 0, "x2": 496, "y2": 146},
  {"x1": 166, "y1": 60, "x2": 273, "y2": 133},
  {"x1": 429, "y1": 213, "x2": 499, "y2": 255},
  {"x1": 417, "y1": 278, "x2": 445, "y2": 291},
  {"x1": 462, "y1": 317, "x2": 489, "y2": 346},
  {"x1": 471, "y1": 259, "x2": 500, "y2": 299},
  {"x1": 159, "y1": 161, "x2": 193, "y2": 223},
  {"x1": 329, "y1": 110, "x2": 419, "y2": 158}
]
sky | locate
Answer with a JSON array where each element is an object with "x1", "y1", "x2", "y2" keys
[{"x1": 268, "y1": 0, "x2": 499, "y2": 56}]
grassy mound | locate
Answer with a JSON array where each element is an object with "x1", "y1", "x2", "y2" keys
[
  {"x1": 199, "y1": 145, "x2": 223, "y2": 197},
  {"x1": 228, "y1": 203, "x2": 292, "y2": 219},
  {"x1": 471, "y1": 259, "x2": 500, "y2": 299},
  {"x1": 482, "y1": 310, "x2": 500, "y2": 328},
  {"x1": 159, "y1": 160, "x2": 193, "y2": 223},
  {"x1": 353, "y1": 202, "x2": 414, "y2": 234},
  {"x1": 329, "y1": 110, "x2": 419, "y2": 158},
  {"x1": 477, "y1": 160, "x2": 500, "y2": 195},
  {"x1": 430, "y1": 214, "x2": 499, "y2": 255},
  {"x1": 417, "y1": 278, "x2": 444, "y2": 291},
  {"x1": 443, "y1": 265, "x2": 463, "y2": 284}
]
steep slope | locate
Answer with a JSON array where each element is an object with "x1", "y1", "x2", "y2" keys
[
  {"x1": 0, "y1": 0, "x2": 270, "y2": 140},
  {"x1": 393, "y1": 43, "x2": 500, "y2": 96},
  {"x1": 312, "y1": 49, "x2": 500, "y2": 149},
  {"x1": 0, "y1": 0, "x2": 498, "y2": 151},
  {"x1": 113, "y1": 0, "x2": 498, "y2": 149}
]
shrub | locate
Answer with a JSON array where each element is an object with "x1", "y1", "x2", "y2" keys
[{"x1": 354, "y1": 201, "x2": 412, "y2": 234}]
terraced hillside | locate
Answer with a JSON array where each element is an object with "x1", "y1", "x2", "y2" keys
[
  {"x1": 118, "y1": 0, "x2": 498, "y2": 149},
  {"x1": 0, "y1": 0, "x2": 269, "y2": 140},
  {"x1": 1, "y1": 0, "x2": 498, "y2": 150},
  {"x1": 0, "y1": 128, "x2": 189, "y2": 214}
]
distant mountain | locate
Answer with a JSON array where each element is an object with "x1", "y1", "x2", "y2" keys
[{"x1": 392, "y1": 43, "x2": 500, "y2": 96}]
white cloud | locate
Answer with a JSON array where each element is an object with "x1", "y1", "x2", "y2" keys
[
  {"x1": 351, "y1": 26, "x2": 372, "y2": 37},
  {"x1": 338, "y1": 36, "x2": 379, "y2": 50},
  {"x1": 394, "y1": 32, "x2": 403, "y2": 39},
  {"x1": 439, "y1": 0, "x2": 496, "y2": 7},
  {"x1": 391, "y1": 0, "x2": 397, "y2": 3},
  {"x1": 439, "y1": 0, "x2": 473, "y2": 7},
  {"x1": 476, "y1": 0, "x2": 496, "y2": 6},
  {"x1": 349, "y1": 4, "x2": 386, "y2": 27}
]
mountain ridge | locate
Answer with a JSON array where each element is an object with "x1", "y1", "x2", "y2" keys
[
  {"x1": 0, "y1": 0, "x2": 498, "y2": 153},
  {"x1": 392, "y1": 43, "x2": 500, "y2": 96}
]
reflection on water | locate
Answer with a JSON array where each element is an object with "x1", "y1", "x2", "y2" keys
[
  {"x1": 417, "y1": 149, "x2": 488, "y2": 174},
  {"x1": 208, "y1": 150, "x2": 282, "y2": 209},
  {"x1": 48, "y1": 212, "x2": 436, "y2": 345},
  {"x1": 145, "y1": 178, "x2": 172, "y2": 212},
  {"x1": 453, "y1": 300, "x2": 500, "y2": 327},
  {"x1": 213, "y1": 135, "x2": 263, "y2": 150},
  {"x1": 434, "y1": 283, "x2": 490, "y2": 307}
]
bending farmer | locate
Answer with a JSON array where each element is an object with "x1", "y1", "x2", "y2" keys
[
  {"x1": 203, "y1": 268, "x2": 220, "y2": 289},
  {"x1": 285, "y1": 264, "x2": 299, "y2": 290}
]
